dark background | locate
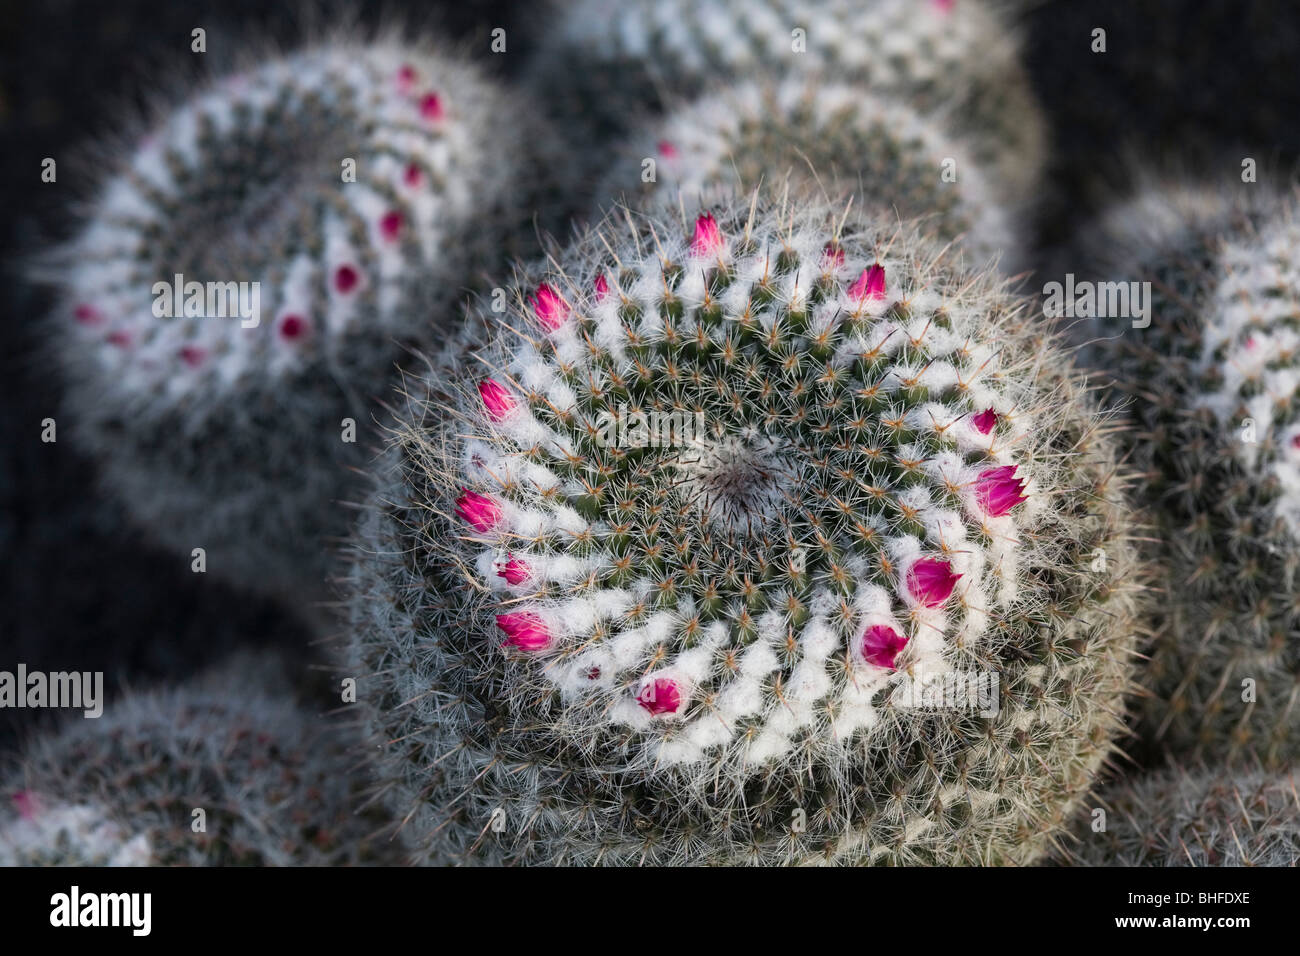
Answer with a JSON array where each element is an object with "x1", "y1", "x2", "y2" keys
[{"x1": 2, "y1": 0, "x2": 1299, "y2": 753}]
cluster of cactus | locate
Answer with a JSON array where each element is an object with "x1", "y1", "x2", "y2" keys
[
  {"x1": 42, "y1": 36, "x2": 560, "y2": 607},
  {"x1": 0, "y1": 654, "x2": 396, "y2": 866},
  {"x1": 1070, "y1": 765, "x2": 1300, "y2": 866},
  {"x1": 530, "y1": 0, "x2": 1045, "y2": 205},
  {"x1": 21, "y1": 0, "x2": 1300, "y2": 870},
  {"x1": 1077, "y1": 181, "x2": 1300, "y2": 769},
  {"x1": 346, "y1": 193, "x2": 1142, "y2": 865}
]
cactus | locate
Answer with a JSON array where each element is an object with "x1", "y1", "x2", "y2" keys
[
  {"x1": 38, "y1": 38, "x2": 559, "y2": 608},
  {"x1": 0, "y1": 654, "x2": 398, "y2": 866},
  {"x1": 596, "y1": 80, "x2": 1017, "y2": 267},
  {"x1": 345, "y1": 189, "x2": 1142, "y2": 865},
  {"x1": 529, "y1": 0, "x2": 1045, "y2": 210},
  {"x1": 1077, "y1": 181, "x2": 1300, "y2": 768},
  {"x1": 1068, "y1": 764, "x2": 1300, "y2": 866}
]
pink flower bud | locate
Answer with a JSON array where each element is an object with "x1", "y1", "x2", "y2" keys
[
  {"x1": 531, "y1": 283, "x2": 570, "y2": 331},
  {"x1": 971, "y1": 408, "x2": 998, "y2": 434},
  {"x1": 861, "y1": 624, "x2": 909, "y2": 670},
  {"x1": 419, "y1": 92, "x2": 443, "y2": 121},
  {"x1": 334, "y1": 264, "x2": 360, "y2": 294},
  {"x1": 821, "y1": 242, "x2": 845, "y2": 268},
  {"x1": 496, "y1": 555, "x2": 530, "y2": 585},
  {"x1": 907, "y1": 557, "x2": 960, "y2": 608},
  {"x1": 593, "y1": 273, "x2": 609, "y2": 302},
  {"x1": 973, "y1": 465, "x2": 1028, "y2": 517},
  {"x1": 277, "y1": 314, "x2": 309, "y2": 341},
  {"x1": 179, "y1": 346, "x2": 207, "y2": 369},
  {"x1": 455, "y1": 490, "x2": 501, "y2": 532},
  {"x1": 396, "y1": 64, "x2": 417, "y2": 91},
  {"x1": 657, "y1": 140, "x2": 678, "y2": 158},
  {"x1": 12, "y1": 791, "x2": 39, "y2": 820},
  {"x1": 380, "y1": 210, "x2": 404, "y2": 242},
  {"x1": 496, "y1": 611, "x2": 550, "y2": 651},
  {"x1": 849, "y1": 263, "x2": 886, "y2": 301},
  {"x1": 74, "y1": 304, "x2": 104, "y2": 326},
  {"x1": 478, "y1": 379, "x2": 517, "y2": 421},
  {"x1": 637, "y1": 678, "x2": 682, "y2": 716},
  {"x1": 689, "y1": 212, "x2": 724, "y2": 256}
]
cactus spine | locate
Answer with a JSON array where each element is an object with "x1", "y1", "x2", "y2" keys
[
  {"x1": 0, "y1": 655, "x2": 397, "y2": 866},
  {"x1": 1070, "y1": 764, "x2": 1300, "y2": 866}
]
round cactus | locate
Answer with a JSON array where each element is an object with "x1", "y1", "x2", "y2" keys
[
  {"x1": 0, "y1": 655, "x2": 398, "y2": 866},
  {"x1": 345, "y1": 189, "x2": 1142, "y2": 865},
  {"x1": 1077, "y1": 181, "x2": 1300, "y2": 768},
  {"x1": 38, "y1": 38, "x2": 559, "y2": 607},
  {"x1": 596, "y1": 80, "x2": 1018, "y2": 267},
  {"x1": 1069, "y1": 764, "x2": 1300, "y2": 866},
  {"x1": 529, "y1": 0, "x2": 1045, "y2": 208}
]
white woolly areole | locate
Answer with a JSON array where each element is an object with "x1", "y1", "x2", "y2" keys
[{"x1": 0, "y1": 799, "x2": 152, "y2": 866}]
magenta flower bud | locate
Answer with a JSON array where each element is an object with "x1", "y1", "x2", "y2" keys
[
  {"x1": 971, "y1": 407, "x2": 998, "y2": 434},
  {"x1": 973, "y1": 465, "x2": 1028, "y2": 517},
  {"x1": 478, "y1": 379, "x2": 517, "y2": 421},
  {"x1": 531, "y1": 282, "x2": 570, "y2": 332},
  {"x1": 637, "y1": 678, "x2": 682, "y2": 716},
  {"x1": 11, "y1": 791, "x2": 39, "y2": 820},
  {"x1": 419, "y1": 92, "x2": 444, "y2": 121},
  {"x1": 74, "y1": 304, "x2": 104, "y2": 326},
  {"x1": 821, "y1": 242, "x2": 846, "y2": 268},
  {"x1": 849, "y1": 263, "x2": 886, "y2": 301},
  {"x1": 593, "y1": 273, "x2": 609, "y2": 302},
  {"x1": 689, "y1": 212, "x2": 724, "y2": 256},
  {"x1": 496, "y1": 611, "x2": 550, "y2": 652},
  {"x1": 455, "y1": 489, "x2": 501, "y2": 532},
  {"x1": 657, "y1": 140, "x2": 678, "y2": 158},
  {"x1": 497, "y1": 555, "x2": 530, "y2": 585},
  {"x1": 907, "y1": 557, "x2": 961, "y2": 608},
  {"x1": 861, "y1": 624, "x2": 909, "y2": 670},
  {"x1": 380, "y1": 210, "x2": 404, "y2": 242}
]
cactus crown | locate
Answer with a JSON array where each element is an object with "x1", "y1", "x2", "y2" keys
[
  {"x1": 439, "y1": 192, "x2": 1047, "y2": 764},
  {"x1": 352, "y1": 190, "x2": 1139, "y2": 864},
  {"x1": 54, "y1": 41, "x2": 521, "y2": 408}
]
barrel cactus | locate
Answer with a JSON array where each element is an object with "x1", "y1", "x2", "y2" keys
[
  {"x1": 529, "y1": 0, "x2": 1045, "y2": 208},
  {"x1": 0, "y1": 655, "x2": 398, "y2": 866},
  {"x1": 1069, "y1": 764, "x2": 1300, "y2": 866},
  {"x1": 1078, "y1": 180, "x2": 1300, "y2": 768},
  {"x1": 596, "y1": 80, "x2": 1017, "y2": 266},
  {"x1": 38, "y1": 38, "x2": 559, "y2": 607},
  {"x1": 345, "y1": 189, "x2": 1141, "y2": 865}
]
